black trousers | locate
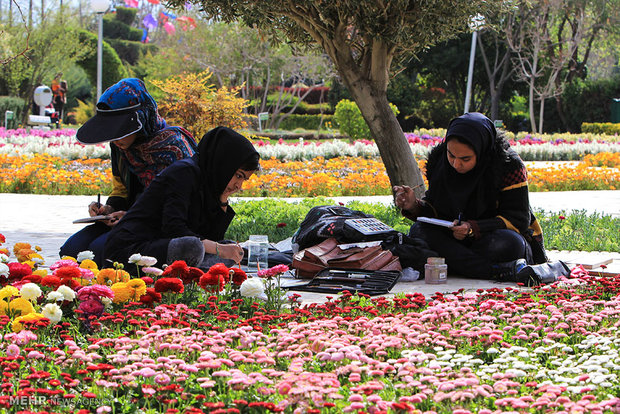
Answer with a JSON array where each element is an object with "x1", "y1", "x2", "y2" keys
[{"x1": 409, "y1": 222, "x2": 531, "y2": 278}]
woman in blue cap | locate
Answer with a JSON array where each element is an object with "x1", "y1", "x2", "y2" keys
[
  {"x1": 394, "y1": 112, "x2": 565, "y2": 285},
  {"x1": 60, "y1": 78, "x2": 197, "y2": 266}
]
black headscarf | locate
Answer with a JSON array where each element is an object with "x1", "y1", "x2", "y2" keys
[
  {"x1": 426, "y1": 112, "x2": 499, "y2": 221},
  {"x1": 193, "y1": 126, "x2": 259, "y2": 212}
]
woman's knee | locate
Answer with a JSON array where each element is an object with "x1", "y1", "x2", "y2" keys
[
  {"x1": 485, "y1": 230, "x2": 527, "y2": 263},
  {"x1": 167, "y1": 236, "x2": 204, "y2": 267}
]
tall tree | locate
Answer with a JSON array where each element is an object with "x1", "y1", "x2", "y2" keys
[{"x1": 166, "y1": 0, "x2": 499, "y2": 196}]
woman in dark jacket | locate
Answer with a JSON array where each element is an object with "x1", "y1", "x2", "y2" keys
[
  {"x1": 60, "y1": 78, "x2": 197, "y2": 266},
  {"x1": 394, "y1": 112, "x2": 551, "y2": 284},
  {"x1": 104, "y1": 127, "x2": 260, "y2": 269}
]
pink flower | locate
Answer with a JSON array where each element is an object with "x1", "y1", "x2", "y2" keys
[
  {"x1": 6, "y1": 344, "x2": 19, "y2": 357},
  {"x1": 257, "y1": 264, "x2": 289, "y2": 278},
  {"x1": 50, "y1": 259, "x2": 79, "y2": 271},
  {"x1": 154, "y1": 373, "x2": 170, "y2": 385},
  {"x1": 77, "y1": 284, "x2": 114, "y2": 301},
  {"x1": 78, "y1": 298, "x2": 104, "y2": 315}
]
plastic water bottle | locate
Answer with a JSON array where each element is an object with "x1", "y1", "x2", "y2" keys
[{"x1": 247, "y1": 235, "x2": 269, "y2": 274}]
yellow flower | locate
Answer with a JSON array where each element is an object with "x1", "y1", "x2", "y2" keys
[
  {"x1": 80, "y1": 259, "x2": 99, "y2": 271},
  {"x1": 16, "y1": 248, "x2": 36, "y2": 263},
  {"x1": 33, "y1": 269, "x2": 48, "y2": 277},
  {"x1": 4, "y1": 297, "x2": 35, "y2": 317},
  {"x1": 12, "y1": 312, "x2": 45, "y2": 333},
  {"x1": 60, "y1": 255, "x2": 77, "y2": 262},
  {"x1": 111, "y1": 282, "x2": 131, "y2": 303},
  {"x1": 97, "y1": 268, "x2": 129, "y2": 285},
  {"x1": 0, "y1": 286, "x2": 19, "y2": 301},
  {"x1": 126, "y1": 278, "x2": 147, "y2": 301},
  {"x1": 12, "y1": 243, "x2": 31, "y2": 257}
]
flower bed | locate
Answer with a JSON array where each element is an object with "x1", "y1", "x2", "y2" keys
[
  {"x1": 0, "y1": 234, "x2": 619, "y2": 413},
  {"x1": 2, "y1": 128, "x2": 619, "y2": 162},
  {"x1": 2, "y1": 153, "x2": 617, "y2": 196}
]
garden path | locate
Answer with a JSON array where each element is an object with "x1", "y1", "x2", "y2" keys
[{"x1": 1, "y1": 191, "x2": 618, "y2": 301}]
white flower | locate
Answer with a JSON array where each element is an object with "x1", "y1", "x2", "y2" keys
[
  {"x1": 47, "y1": 291, "x2": 65, "y2": 302},
  {"x1": 56, "y1": 285, "x2": 76, "y2": 301},
  {"x1": 142, "y1": 267, "x2": 163, "y2": 276},
  {"x1": 128, "y1": 254, "x2": 143, "y2": 264},
  {"x1": 0, "y1": 254, "x2": 9, "y2": 263},
  {"x1": 20, "y1": 283, "x2": 42, "y2": 301},
  {"x1": 239, "y1": 278, "x2": 265, "y2": 298},
  {"x1": 42, "y1": 303, "x2": 63, "y2": 324},
  {"x1": 76, "y1": 250, "x2": 95, "y2": 263},
  {"x1": 0, "y1": 263, "x2": 9, "y2": 278},
  {"x1": 137, "y1": 256, "x2": 157, "y2": 267},
  {"x1": 101, "y1": 297, "x2": 112, "y2": 307}
]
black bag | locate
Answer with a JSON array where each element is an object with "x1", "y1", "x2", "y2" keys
[
  {"x1": 381, "y1": 233, "x2": 438, "y2": 273},
  {"x1": 292, "y1": 205, "x2": 398, "y2": 250}
]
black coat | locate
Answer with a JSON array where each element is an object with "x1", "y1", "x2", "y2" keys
[{"x1": 104, "y1": 158, "x2": 235, "y2": 265}]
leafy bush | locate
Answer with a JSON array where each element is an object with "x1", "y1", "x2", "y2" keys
[
  {"x1": 76, "y1": 30, "x2": 128, "y2": 93},
  {"x1": 0, "y1": 96, "x2": 25, "y2": 128},
  {"x1": 278, "y1": 114, "x2": 335, "y2": 131},
  {"x1": 151, "y1": 70, "x2": 248, "y2": 140},
  {"x1": 334, "y1": 99, "x2": 399, "y2": 140},
  {"x1": 67, "y1": 99, "x2": 95, "y2": 125},
  {"x1": 581, "y1": 122, "x2": 620, "y2": 135},
  {"x1": 226, "y1": 199, "x2": 620, "y2": 252}
]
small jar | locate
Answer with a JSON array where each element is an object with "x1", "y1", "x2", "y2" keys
[{"x1": 424, "y1": 257, "x2": 448, "y2": 284}]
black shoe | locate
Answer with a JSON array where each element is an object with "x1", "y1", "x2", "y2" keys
[{"x1": 493, "y1": 259, "x2": 540, "y2": 286}]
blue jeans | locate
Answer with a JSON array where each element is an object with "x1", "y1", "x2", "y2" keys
[{"x1": 59, "y1": 222, "x2": 110, "y2": 267}]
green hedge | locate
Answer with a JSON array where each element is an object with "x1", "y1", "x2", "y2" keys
[
  {"x1": 581, "y1": 122, "x2": 620, "y2": 135},
  {"x1": 0, "y1": 96, "x2": 25, "y2": 129},
  {"x1": 278, "y1": 114, "x2": 335, "y2": 131}
]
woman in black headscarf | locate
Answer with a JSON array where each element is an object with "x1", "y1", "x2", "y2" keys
[
  {"x1": 394, "y1": 113, "x2": 550, "y2": 284},
  {"x1": 104, "y1": 127, "x2": 260, "y2": 269}
]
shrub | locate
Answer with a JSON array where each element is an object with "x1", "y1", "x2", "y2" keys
[
  {"x1": 151, "y1": 70, "x2": 248, "y2": 140},
  {"x1": 0, "y1": 96, "x2": 25, "y2": 128},
  {"x1": 278, "y1": 114, "x2": 335, "y2": 131},
  {"x1": 334, "y1": 99, "x2": 399, "y2": 140},
  {"x1": 67, "y1": 99, "x2": 95, "y2": 126},
  {"x1": 581, "y1": 122, "x2": 620, "y2": 135}
]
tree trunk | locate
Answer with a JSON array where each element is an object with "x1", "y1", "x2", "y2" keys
[
  {"x1": 538, "y1": 98, "x2": 544, "y2": 133},
  {"x1": 344, "y1": 76, "x2": 426, "y2": 198}
]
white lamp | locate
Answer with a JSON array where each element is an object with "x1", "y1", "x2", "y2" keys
[
  {"x1": 464, "y1": 14, "x2": 485, "y2": 114},
  {"x1": 91, "y1": 0, "x2": 111, "y2": 101}
]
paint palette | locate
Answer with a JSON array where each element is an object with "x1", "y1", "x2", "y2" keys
[{"x1": 345, "y1": 218, "x2": 394, "y2": 235}]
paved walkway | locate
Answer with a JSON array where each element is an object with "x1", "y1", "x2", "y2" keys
[{"x1": 1, "y1": 191, "x2": 618, "y2": 301}]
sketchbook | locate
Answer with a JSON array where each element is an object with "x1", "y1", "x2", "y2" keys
[
  {"x1": 416, "y1": 217, "x2": 454, "y2": 228},
  {"x1": 72, "y1": 215, "x2": 112, "y2": 224}
]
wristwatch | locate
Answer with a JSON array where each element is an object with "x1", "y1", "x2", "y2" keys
[{"x1": 466, "y1": 227, "x2": 474, "y2": 237}]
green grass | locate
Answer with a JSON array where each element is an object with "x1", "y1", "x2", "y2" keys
[{"x1": 226, "y1": 199, "x2": 619, "y2": 252}]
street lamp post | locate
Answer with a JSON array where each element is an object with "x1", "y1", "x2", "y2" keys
[
  {"x1": 463, "y1": 14, "x2": 485, "y2": 114},
  {"x1": 91, "y1": 0, "x2": 110, "y2": 101}
]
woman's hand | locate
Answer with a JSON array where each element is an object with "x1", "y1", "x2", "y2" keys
[
  {"x1": 205, "y1": 241, "x2": 244, "y2": 264},
  {"x1": 88, "y1": 202, "x2": 113, "y2": 217},
  {"x1": 102, "y1": 210, "x2": 125, "y2": 227},
  {"x1": 452, "y1": 221, "x2": 473, "y2": 240},
  {"x1": 393, "y1": 185, "x2": 417, "y2": 211}
]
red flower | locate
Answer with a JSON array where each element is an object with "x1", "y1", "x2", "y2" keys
[
  {"x1": 139, "y1": 288, "x2": 162, "y2": 305},
  {"x1": 141, "y1": 276, "x2": 154, "y2": 285},
  {"x1": 276, "y1": 222, "x2": 287, "y2": 228},
  {"x1": 206, "y1": 263, "x2": 230, "y2": 284},
  {"x1": 7, "y1": 262, "x2": 32, "y2": 280},
  {"x1": 186, "y1": 267, "x2": 204, "y2": 284},
  {"x1": 54, "y1": 266, "x2": 82, "y2": 279},
  {"x1": 559, "y1": 215, "x2": 566, "y2": 220},
  {"x1": 162, "y1": 260, "x2": 190, "y2": 277},
  {"x1": 230, "y1": 267, "x2": 247, "y2": 286},
  {"x1": 154, "y1": 277, "x2": 184, "y2": 294},
  {"x1": 198, "y1": 273, "x2": 225, "y2": 292},
  {"x1": 0, "y1": 233, "x2": 5, "y2": 244},
  {"x1": 21, "y1": 274, "x2": 42, "y2": 284}
]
